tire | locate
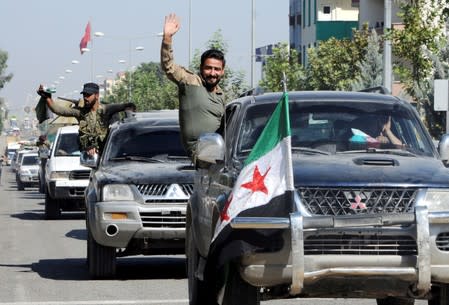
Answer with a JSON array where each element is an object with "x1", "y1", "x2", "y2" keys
[
  {"x1": 38, "y1": 176, "x2": 45, "y2": 194},
  {"x1": 44, "y1": 191, "x2": 61, "y2": 220},
  {"x1": 187, "y1": 226, "x2": 213, "y2": 305},
  {"x1": 429, "y1": 284, "x2": 449, "y2": 305},
  {"x1": 17, "y1": 180, "x2": 24, "y2": 191},
  {"x1": 376, "y1": 297, "x2": 415, "y2": 305},
  {"x1": 222, "y1": 264, "x2": 260, "y2": 305},
  {"x1": 87, "y1": 228, "x2": 116, "y2": 279}
]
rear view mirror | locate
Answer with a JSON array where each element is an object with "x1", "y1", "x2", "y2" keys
[
  {"x1": 196, "y1": 133, "x2": 225, "y2": 165},
  {"x1": 80, "y1": 152, "x2": 98, "y2": 168},
  {"x1": 438, "y1": 134, "x2": 449, "y2": 166}
]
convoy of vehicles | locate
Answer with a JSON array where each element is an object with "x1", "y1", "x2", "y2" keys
[{"x1": 2, "y1": 90, "x2": 449, "y2": 305}]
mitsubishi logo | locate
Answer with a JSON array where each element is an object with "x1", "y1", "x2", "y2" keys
[
  {"x1": 344, "y1": 191, "x2": 367, "y2": 210},
  {"x1": 166, "y1": 184, "x2": 188, "y2": 199}
]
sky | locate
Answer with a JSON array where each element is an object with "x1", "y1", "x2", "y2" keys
[{"x1": 0, "y1": 0, "x2": 289, "y2": 118}]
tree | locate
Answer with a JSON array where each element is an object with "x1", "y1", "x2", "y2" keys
[
  {"x1": 351, "y1": 29, "x2": 384, "y2": 91},
  {"x1": 0, "y1": 49, "x2": 13, "y2": 90},
  {"x1": 189, "y1": 29, "x2": 248, "y2": 101},
  {"x1": 259, "y1": 43, "x2": 306, "y2": 92},
  {"x1": 391, "y1": 0, "x2": 447, "y2": 97},
  {"x1": 106, "y1": 62, "x2": 178, "y2": 111},
  {"x1": 306, "y1": 25, "x2": 370, "y2": 90}
]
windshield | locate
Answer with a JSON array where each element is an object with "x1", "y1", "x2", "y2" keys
[
  {"x1": 237, "y1": 100, "x2": 435, "y2": 158},
  {"x1": 22, "y1": 155, "x2": 39, "y2": 165},
  {"x1": 105, "y1": 128, "x2": 187, "y2": 164},
  {"x1": 54, "y1": 133, "x2": 80, "y2": 156}
]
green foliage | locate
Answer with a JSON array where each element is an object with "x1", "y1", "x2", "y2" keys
[
  {"x1": 259, "y1": 43, "x2": 306, "y2": 92},
  {"x1": 105, "y1": 62, "x2": 178, "y2": 111},
  {"x1": 389, "y1": 0, "x2": 449, "y2": 136},
  {"x1": 0, "y1": 49, "x2": 13, "y2": 90},
  {"x1": 189, "y1": 29, "x2": 248, "y2": 101},
  {"x1": 306, "y1": 25, "x2": 370, "y2": 90},
  {"x1": 390, "y1": 0, "x2": 444, "y2": 98},
  {"x1": 351, "y1": 29, "x2": 384, "y2": 91}
]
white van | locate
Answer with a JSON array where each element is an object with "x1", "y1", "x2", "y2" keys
[{"x1": 44, "y1": 125, "x2": 91, "y2": 219}]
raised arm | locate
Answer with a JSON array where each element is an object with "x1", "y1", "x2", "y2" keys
[{"x1": 160, "y1": 14, "x2": 198, "y2": 85}]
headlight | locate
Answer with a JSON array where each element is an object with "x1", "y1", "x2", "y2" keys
[
  {"x1": 50, "y1": 171, "x2": 70, "y2": 180},
  {"x1": 423, "y1": 189, "x2": 449, "y2": 212},
  {"x1": 103, "y1": 184, "x2": 134, "y2": 201}
]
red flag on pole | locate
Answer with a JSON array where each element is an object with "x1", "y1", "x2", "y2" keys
[{"x1": 79, "y1": 22, "x2": 91, "y2": 54}]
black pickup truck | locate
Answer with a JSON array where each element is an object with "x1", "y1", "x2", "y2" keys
[{"x1": 187, "y1": 90, "x2": 449, "y2": 305}]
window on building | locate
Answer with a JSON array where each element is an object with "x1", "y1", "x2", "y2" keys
[
  {"x1": 308, "y1": 0, "x2": 311, "y2": 26},
  {"x1": 352, "y1": 0, "x2": 359, "y2": 7},
  {"x1": 290, "y1": 15, "x2": 295, "y2": 26},
  {"x1": 297, "y1": 14, "x2": 301, "y2": 25},
  {"x1": 323, "y1": 6, "x2": 331, "y2": 14}
]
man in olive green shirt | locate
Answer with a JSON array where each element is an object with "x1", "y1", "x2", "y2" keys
[
  {"x1": 37, "y1": 83, "x2": 135, "y2": 156},
  {"x1": 161, "y1": 13, "x2": 226, "y2": 161}
]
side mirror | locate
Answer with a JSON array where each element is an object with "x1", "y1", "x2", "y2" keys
[
  {"x1": 438, "y1": 134, "x2": 449, "y2": 165},
  {"x1": 80, "y1": 152, "x2": 98, "y2": 168},
  {"x1": 196, "y1": 133, "x2": 225, "y2": 165}
]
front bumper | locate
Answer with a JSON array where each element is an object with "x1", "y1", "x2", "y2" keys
[
  {"x1": 230, "y1": 207, "x2": 449, "y2": 298},
  {"x1": 18, "y1": 174, "x2": 39, "y2": 185},
  {"x1": 89, "y1": 201, "x2": 187, "y2": 248},
  {"x1": 47, "y1": 180, "x2": 89, "y2": 199}
]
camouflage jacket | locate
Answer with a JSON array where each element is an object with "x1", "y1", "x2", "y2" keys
[{"x1": 46, "y1": 99, "x2": 134, "y2": 153}]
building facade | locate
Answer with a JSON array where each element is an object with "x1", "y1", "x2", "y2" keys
[{"x1": 289, "y1": 0, "x2": 359, "y2": 64}]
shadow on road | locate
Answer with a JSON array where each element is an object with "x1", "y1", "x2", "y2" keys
[
  {"x1": 10, "y1": 210, "x2": 85, "y2": 221},
  {"x1": 66, "y1": 228, "x2": 87, "y2": 241},
  {"x1": 0, "y1": 256, "x2": 187, "y2": 281}
]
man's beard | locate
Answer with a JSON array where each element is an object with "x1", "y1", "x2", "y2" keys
[
  {"x1": 203, "y1": 76, "x2": 221, "y2": 91},
  {"x1": 84, "y1": 100, "x2": 94, "y2": 109}
]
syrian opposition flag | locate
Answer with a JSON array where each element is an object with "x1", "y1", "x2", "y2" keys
[
  {"x1": 205, "y1": 92, "x2": 295, "y2": 288},
  {"x1": 79, "y1": 21, "x2": 91, "y2": 54}
]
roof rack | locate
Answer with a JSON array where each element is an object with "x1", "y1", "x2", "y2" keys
[{"x1": 358, "y1": 86, "x2": 390, "y2": 95}]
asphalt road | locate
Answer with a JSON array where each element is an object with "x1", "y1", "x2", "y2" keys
[{"x1": 0, "y1": 136, "x2": 428, "y2": 305}]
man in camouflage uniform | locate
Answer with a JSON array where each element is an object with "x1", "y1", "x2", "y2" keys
[
  {"x1": 161, "y1": 13, "x2": 226, "y2": 162},
  {"x1": 37, "y1": 83, "x2": 135, "y2": 156}
]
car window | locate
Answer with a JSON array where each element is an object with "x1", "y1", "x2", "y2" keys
[
  {"x1": 237, "y1": 100, "x2": 435, "y2": 157},
  {"x1": 21, "y1": 155, "x2": 39, "y2": 165},
  {"x1": 54, "y1": 133, "x2": 80, "y2": 156},
  {"x1": 105, "y1": 129, "x2": 187, "y2": 162}
]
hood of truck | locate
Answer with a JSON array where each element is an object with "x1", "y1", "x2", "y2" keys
[
  {"x1": 293, "y1": 153, "x2": 449, "y2": 188},
  {"x1": 96, "y1": 161, "x2": 195, "y2": 185}
]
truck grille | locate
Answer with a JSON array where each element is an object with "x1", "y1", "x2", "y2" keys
[
  {"x1": 70, "y1": 170, "x2": 90, "y2": 180},
  {"x1": 136, "y1": 183, "x2": 194, "y2": 203},
  {"x1": 139, "y1": 211, "x2": 186, "y2": 228},
  {"x1": 304, "y1": 234, "x2": 417, "y2": 255},
  {"x1": 298, "y1": 187, "x2": 417, "y2": 216}
]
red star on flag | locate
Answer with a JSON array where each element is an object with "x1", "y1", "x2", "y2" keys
[
  {"x1": 241, "y1": 165, "x2": 271, "y2": 194},
  {"x1": 220, "y1": 193, "x2": 233, "y2": 221}
]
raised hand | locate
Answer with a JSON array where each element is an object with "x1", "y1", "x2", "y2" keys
[{"x1": 163, "y1": 13, "x2": 180, "y2": 43}]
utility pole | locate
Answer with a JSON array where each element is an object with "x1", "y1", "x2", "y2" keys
[
  {"x1": 383, "y1": 0, "x2": 392, "y2": 93},
  {"x1": 251, "y1": 0, "x2": 256, "y2": 89}
]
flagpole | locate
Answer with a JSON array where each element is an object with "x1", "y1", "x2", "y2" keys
[{"x1": 281, "y1": 73, "x2": 296, "y2": 213}]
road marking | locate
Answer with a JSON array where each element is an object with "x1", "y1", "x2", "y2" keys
[{"x1": 0, "y1": 300, "x2": 188, "y2": 305}]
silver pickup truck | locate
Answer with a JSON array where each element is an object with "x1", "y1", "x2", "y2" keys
[{"x1": 187, "y1": 90, "x2": 449, "y2": 305}]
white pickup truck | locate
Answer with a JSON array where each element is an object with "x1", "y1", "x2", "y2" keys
[{"x1": 44, "y1": 125, "x2": 91, "y2": 219}]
